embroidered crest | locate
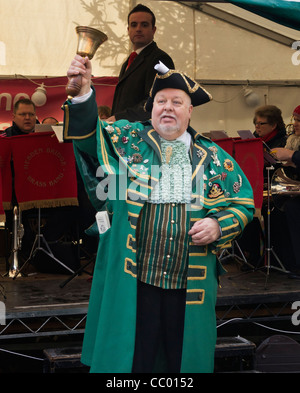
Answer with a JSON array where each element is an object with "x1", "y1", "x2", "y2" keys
[
  {"x1": 224, "y1": 159, "x2": 234, "y2": 171},
  {"x1": 208, "y1": 183, "x2": 224, "y2": 198}
]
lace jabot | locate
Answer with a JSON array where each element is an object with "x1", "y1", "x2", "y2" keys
[{"x1": 149, "y1": 138, "x2": 192, "y2": 204}]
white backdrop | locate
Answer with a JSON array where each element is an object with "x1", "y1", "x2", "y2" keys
[{"x1": 0, "y1": 0, "x2": 299, "y2": 133}]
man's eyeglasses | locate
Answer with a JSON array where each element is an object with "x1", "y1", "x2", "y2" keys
[
  {"x1": 254, "y1": 122, "x2": 268, "y2": 126},
  {"x1": 16, "y1": 113, "x2": 36, "y2": 118}
]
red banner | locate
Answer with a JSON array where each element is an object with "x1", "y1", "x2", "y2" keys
[
  {"x1": 233, "y1": 138, "x2": 264, "y2": 209},
  {"x1": 214, "y1": 137, "x2": 264, "y2": 209},
  {"x1": 11, "y1": 132, "x2": 78, "y2": 210},
  {"x1": 0, "y1": 76, "x2": 118, "y2": 131},
  {"x1": 212, "y1": 138, "x2": 234, "y2": 156},
  {"x1": 0, "y1": 136, "x2": 12, "y2": 210},
  {"x1": 0, "y1": 171, "x2": 4, "y2": 220}
]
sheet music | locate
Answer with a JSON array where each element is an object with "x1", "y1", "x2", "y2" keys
[
  {"x1": 210, "y1": 130, "x2": 228, "y2": 139},
  {"x1": 51, "y1": 125, "x2": 64, "y2": 143},
  {"x1": 35, "y1": 124, "x2": 53, "y2": 133},
  {"x1": 237, "y1": 130, "x2": 255, "y2": 139}
]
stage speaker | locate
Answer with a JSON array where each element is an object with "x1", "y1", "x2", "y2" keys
[{"x1": 256, "y1": 335, "x2": 300, "y2": 372}]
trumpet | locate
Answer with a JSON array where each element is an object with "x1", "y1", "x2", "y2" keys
[{"x1": 8, "y1": 206, "x2": 24, "y2": 278}]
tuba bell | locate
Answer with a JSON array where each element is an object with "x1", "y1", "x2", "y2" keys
[
  {"x1": 8, "y1": 206, "x2": 24, "y2": 277},
  {"x1": 271, "y1": 167, "x2": 300, "y2": 211}
]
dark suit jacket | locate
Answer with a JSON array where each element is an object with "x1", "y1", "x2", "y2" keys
[
  {"x1": 4, "y1": 122, "x2": 35, "y2": 137},
  {"x1": 112, "y1": 41, "x2": 174, "y2": 122}
]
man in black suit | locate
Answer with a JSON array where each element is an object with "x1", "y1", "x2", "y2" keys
[{"x1": 107, "y1": 4, "x2": 175, "y2": 122}]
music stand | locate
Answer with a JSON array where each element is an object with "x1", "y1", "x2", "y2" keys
[
  {"x1": 230, "y1": 165, "x2": 289, "y2": 287},
  {"x1": 59, "y1": 254, "x2": 95, "y2": 288},
  {"x1": 219, "y1": 240, "x2": 256, "y2": 270},
  {"x1": 0, "y1": 233, "x2": 6, "y2": 296},
  {"x1": 13, "y1": 207, "x2": 75, "y2": 279},
  {"x1": 255, "y1": 165, "x2": 290, "y2": 287}
]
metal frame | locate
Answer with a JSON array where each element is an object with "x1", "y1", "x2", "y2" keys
[{"x1": 0, "y1": 311, "x2": 87, "y2": 340}]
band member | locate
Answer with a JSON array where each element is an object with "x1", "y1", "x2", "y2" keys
[
  {"x1": 271, "y1": 105, "x2": 300, "y2": 278},
  {"x1": 272, "y1": 105, "x2": 300, "y2": 170}
]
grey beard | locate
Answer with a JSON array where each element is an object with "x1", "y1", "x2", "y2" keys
[{"x1": 158, "y1": 124, "x2": 179, "y2": 135}]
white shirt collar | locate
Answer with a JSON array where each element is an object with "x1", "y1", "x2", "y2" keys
[
  {"x1": 176, "y1": 131, "x2": 191, "y2": 152},
  {"x1": 133, "y1": 41, "x2": 153, "y2": 55},
  {"x1": 160, "y1": 131, "x2": 191, "y2": 152}
]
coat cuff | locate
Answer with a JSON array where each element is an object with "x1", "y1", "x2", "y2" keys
[
  {"x1": 208, "y1": 209, "x2": 243, "y2": 250},
  {"x1": 62, "y1": 86, "x2": 98, "y2": 140}
]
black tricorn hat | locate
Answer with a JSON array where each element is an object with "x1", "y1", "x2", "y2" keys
[{"x1": 145, "y1": 61, "x2": 212, "y2": 112}]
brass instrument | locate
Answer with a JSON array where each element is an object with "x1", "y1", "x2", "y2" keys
[
  {"x1": 286, "y1": 123, "x2": 294, "y2": 135},
  {"x1": 286, "y1": 114, "x2": 295, "y2": 136},
  {"x1": 271, "y1": 167, "x2": 300, "y2": 211},
  {"x1": 8, "y1": 206, "x2": 24, "y2": 277},
  {"x1": 66, "y1": 26, "x2": 108, "y2": 97}
]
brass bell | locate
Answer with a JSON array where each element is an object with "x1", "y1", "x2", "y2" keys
[{"x1": 66, "y1": 26, "x2": 108, "y2": 97}]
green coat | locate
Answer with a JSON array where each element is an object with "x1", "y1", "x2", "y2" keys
[{"x1": 62, "y1": 89, "x2": 255, "y2": 373}]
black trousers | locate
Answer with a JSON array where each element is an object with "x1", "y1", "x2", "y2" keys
[{"x1": 132, "y1": 280, "x2": 186, "y2": 373}]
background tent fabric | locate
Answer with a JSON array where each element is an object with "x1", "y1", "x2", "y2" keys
[
  {"x1": 0, "y1": 0, "x2": 299, "y2": 137},
  {"x1": 229, "y1": 0, "x2": 300, "y2": 31}
]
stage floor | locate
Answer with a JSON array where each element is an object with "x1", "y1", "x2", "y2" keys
[{"x1": 0, "y1": 257, "x2": 300, "y2": 341}]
